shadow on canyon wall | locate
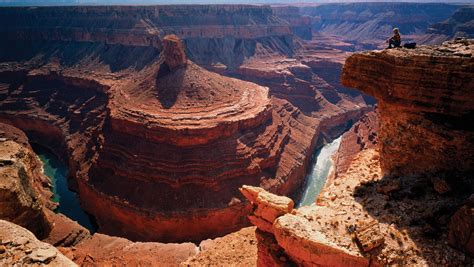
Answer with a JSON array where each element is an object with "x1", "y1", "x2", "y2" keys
[{"x1": 0, "y1": 41, "x2": 160, "y2": 72}]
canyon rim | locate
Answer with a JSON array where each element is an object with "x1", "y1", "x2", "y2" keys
[{"x1": 0, "y1": 2, "x2": 473, "y2": 266}]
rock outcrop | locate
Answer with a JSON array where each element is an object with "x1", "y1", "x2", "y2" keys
[
  {"x1": 239, "y1": 185, "x2": 372, "y2": 266},
  {"x1": 342, "y1": 39, "x2": 474, "y2": 177},
  {"x1": 331, "y1": 111, "x2": 378, "y2": 181},
  {"x1": 0, "y1": 123, "x2": 53, "y2": 239},
  {"x1": 241, "y1": 40, "x2": 474, "y2": 266},
  {"x1": 448, "y1": 195, "x2": 474, "y2": 256},
  {"x1": 0, "y1": 220, "x2": 76, "y2": 266},
  {"x1": 162, "y1": 34, "x2": 188, "y2": 70}
]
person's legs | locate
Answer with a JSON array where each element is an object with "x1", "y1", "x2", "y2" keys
[
  {"x1": 394, "y1": 40, "x2": 401, "y2": 48},
  {"x1": 388, "y1": 39, "x2": 394, "y2": 48}
]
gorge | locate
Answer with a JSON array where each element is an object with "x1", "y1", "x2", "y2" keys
[{"x1": 0, "y1": 2, "x2": 473, "y2": 266}]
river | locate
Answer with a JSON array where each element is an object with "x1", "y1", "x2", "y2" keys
[
  {"x1": 33, "y1": 144, "x2": 97, "y2": 232},
  {"x1": 297, "y1": 136, "x2": 342, "y2": 207}
]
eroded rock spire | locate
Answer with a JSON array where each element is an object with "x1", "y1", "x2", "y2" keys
[{"x1": 162, "y1": 34, "x2": 188, "y2": 70}]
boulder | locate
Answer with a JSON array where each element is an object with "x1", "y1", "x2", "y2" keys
[
  {"x1": 0, "y1": 220, "x2": 76, "y2": 266},
  {"x1": 448, "y1": 196, "x2": 474, "y2": 256}
]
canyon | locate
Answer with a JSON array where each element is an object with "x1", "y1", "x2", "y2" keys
[
  {"x1": 0, "y1": 4, "x2": 373, "y2": 244},
  {"x1": 0, "y1": 2, "x2": 473, "y2": 266},
  {"x1": 241, "y1": 39, "x2": 474, "y2": 266}
]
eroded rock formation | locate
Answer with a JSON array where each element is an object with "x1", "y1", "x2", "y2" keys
[
  {"x1": 240, "y1": 185, "x2": 372, "y2": 266},
  {"x1": 0, "y1": 4, "x2": 371, "y2": 243},
  {"x1": 0, "y1": 123, "x2": 53, "y2": 239},
  {"x1": 162, "y1": 34, "x2": 188, "y2": 70},
  {"x1": 0, "y1": 220, "x2": 76, "y2": 266},
  {"x1": 242, "y1": 40, "x2": 474, "y2": 266},
  {"x1": 342, "y1": 39, "x2": 474, "y2": 177},
  {"x1": 0, "y1": 123, "x2": 201, "y2": 266},
  {"x1": 300, "y1": 3, "x2": 460, "y2": 49}
]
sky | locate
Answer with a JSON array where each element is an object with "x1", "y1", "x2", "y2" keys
[{"x1": 1, "y1": 0, "x2": 473, "y2": 5}]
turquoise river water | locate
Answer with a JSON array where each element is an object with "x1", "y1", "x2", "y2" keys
[{"x1": 33, "y1": 144, "x2": 96, "y2": 232}]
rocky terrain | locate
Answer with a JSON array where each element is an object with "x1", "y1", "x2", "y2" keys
[
  {"x1": 241, "y1": 39, "x2": 474, "y2": 266},
  {"x1": 299, "y1": 3, "x2": 461, "y2": 49},
  {"x1": 1, "y1": 3, "x2": 472, "y2": 267},
  {"x1": 421, "y1": 6, "x2": 474, "y2": 44},
  {"x1": 0, "y1": 220, "x2": 76, "y2": 266},
  {"x1": 0, "y1": 4, "x2": 371, "y2": 244},
  {"x1": 342, "y1": 39, "x2": 474, "y2": 177},
  {"x1": 0, "y1": 122, "x2": 54, "y2": 239}
]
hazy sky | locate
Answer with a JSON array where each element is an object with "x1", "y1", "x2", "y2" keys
[{"x1": 1, "y1": 0, "x2": 473, "y2": 6}]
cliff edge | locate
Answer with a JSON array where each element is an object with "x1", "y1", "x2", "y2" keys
[
  {"x1": 342, "y1": 39, "x2": 474, "y2": 177},
  {"x1": 241, "y1": 40, "x2": 474, "y2": 266}
]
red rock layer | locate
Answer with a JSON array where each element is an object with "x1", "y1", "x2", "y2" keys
[
  {"x1": 0, "y1": 5, "x2": 371, "y2": 243},
  {"x1": 0, "y1": 123, "x2": 53, "y2": 239},
  {"x1": 0, "y1": 5, "x2": 293, "y2": 69},
  {"x1": 0, "y1": 123, "x2": 203, "y2": 266},
  {"x1": 332, "y1": 111, "x2": 379, "y2": 180},
  {"x1": 342, "y1": 39, "x2": 474, "y2": 177}
]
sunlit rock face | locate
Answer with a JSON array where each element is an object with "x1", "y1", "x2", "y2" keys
[
  {"x1": 0, "y1": 123, "x2": 53, "y2": 239},
  {"x1": 342, "y1": 39, "x2": 474, "y2": 177},
  {"x1": 0, "y1": 4, "x2": 369, "y2": 243}
]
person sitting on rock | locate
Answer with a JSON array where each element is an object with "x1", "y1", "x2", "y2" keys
[{"x1": 387, "y1": 28, "x2": 401, "y2": 49}]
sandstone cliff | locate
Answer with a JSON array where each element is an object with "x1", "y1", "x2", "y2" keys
[
  {"x1": 0, "y1": 123, "x2": 53, "y2": 239},
  {"x1": 0, "y1": 4, "x2": 371, "y2": 243},
  {"x1": 0, "y1": 5, "x2": 293, "y2": 69},
  {"x1": 241, "y1": 40, "x2": 474, "y2": 266},
  {"x1": 342, "y1": 39, "x2": 474, "y2": 177}
]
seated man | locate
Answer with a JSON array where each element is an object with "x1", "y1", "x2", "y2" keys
[{"x1": 387, "y1": 28, "x2": 401, "y2": 48}]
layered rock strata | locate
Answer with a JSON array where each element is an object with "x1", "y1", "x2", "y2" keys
[
  {"x1": 0, "y1": 4, "x2": 370, "y2": 243},
  {"x1": 272, "y1": 6, "x2": 312, "y2": 40},
  {"x1": 0, "y1": 123, "x2": 53, "y2": 239},
  {"x1": 0, "y1": 123, "x2": 201, "y2": 266},
  {"x1": 422, "y1": 7, "x2": 474, "y2": 44},
  {"x1": 342, "y1": 39, "x2": 474, "y2": 177},
  {"x1": 82, "y1": 39, "x2": 278, "y2": 242},
  {"x1": 242, "y1": 40, "x2": 474, "y2": 266},
  {"x1": 0, "y1": 5, "x2": 293, "y2": 69},
  {"x1": 300, "y1": 3, "x2": 459, "y2": 49}
]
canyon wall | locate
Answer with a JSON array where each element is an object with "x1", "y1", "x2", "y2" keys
[
  {"x1": 421, "y1": 6, "x2": 474, "y2": 44},
  {"x1": 272, "y1": 6, "x2": 312, "y2": 40},
  {"x1": 0, "y1": 4, "x2": 371, "y2": 242},
  {"x1": 0, "y1": 122, "x2": 53, "y2": 239},
  {"x1": 342, "y1": 39, "x2": 474, "y2": 177},
  {"x1": 0, "y1": 5, "x2": 293, "y2": 69},
  {"x1": 0, "y1": 122, "x2": 202, "y2": 266},
  {"x1": 300, "y1": 3, "x2": 460, "y2": 48},
  {"x1": 242, "y1": 40, "x2": 473, "y2": 266}
]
